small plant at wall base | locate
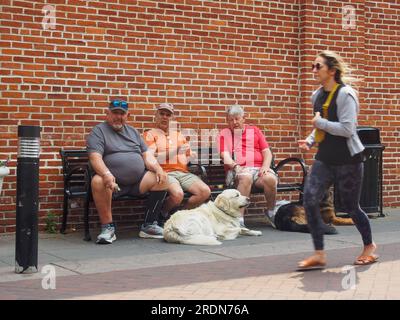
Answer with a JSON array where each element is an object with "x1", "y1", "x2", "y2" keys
[{"x1": 45, "y1": 212, "x2": 58, "y2": 234}]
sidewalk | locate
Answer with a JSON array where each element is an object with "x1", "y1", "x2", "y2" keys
[{"x1": 0, "y1": 209, "x2": 399, "y2": 300}]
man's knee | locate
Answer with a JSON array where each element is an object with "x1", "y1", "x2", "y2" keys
[
  {"x1": 236, "y1": 175, "x2": 253, "y2": 188},
  {"x1": 189, "y1": 183, "x2": 211, "y2": 199},
  {"x1": 170, "y1": 187, "x2": 184, "y2": 203},
  {"x1": 144, "y1": 172, "x2": 168, "y2": 191},
  {"x1": 198, "y1": 184, "x2": 211, "y2": 200},
  {"x1": 261, "y1": 174, "x2": 277, "y2": 188},
  {"x1": 91, "y1": 175, "x2": 103, "y2": 190}
]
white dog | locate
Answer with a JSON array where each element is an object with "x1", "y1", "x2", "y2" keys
[{"x1": 163, "y1": 189, "x2": 262, "y2": 245}]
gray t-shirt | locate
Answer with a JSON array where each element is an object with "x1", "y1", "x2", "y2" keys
[{"x1": 86, "y1": 122, "x2": 148, "y2": 186}]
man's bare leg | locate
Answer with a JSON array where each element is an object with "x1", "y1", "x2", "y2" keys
[
  {"x1": 162, "y1": 182, "x2": 184, "y2": 214},
  {"x1": 255, "y1": 173, "x2": 278, "y2": 211},
  {"x1": 91, "y1": 175, "x2": 113, "y2": 225},
  {"x1": 236, "y1": 174, "x2": 253, "y2": 217},
  {"x1": 184, "y1": 181, "x2": 211, "y2": 209}
]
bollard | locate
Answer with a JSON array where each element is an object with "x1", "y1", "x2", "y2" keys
[{"x1": 15, "y1": 125, "x2": 41, "y2": 274}]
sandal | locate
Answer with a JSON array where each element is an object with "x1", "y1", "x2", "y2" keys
[
  {"x1": 296, "y1": 256, "x2": 326, "y2": 271},
  {"x1": 354, "y1": 254, "x2": 379, "y2": 266}
]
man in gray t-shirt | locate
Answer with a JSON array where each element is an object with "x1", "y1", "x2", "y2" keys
[{"x1": 86, "y1": 99, "x2": 168, "y2": 244}]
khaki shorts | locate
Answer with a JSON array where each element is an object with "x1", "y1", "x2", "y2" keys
[
  {"x1": 167, "y1": 171, "x2": 203, "y2": 191},
  {"x1": 226, "y1": 167, "x2": 278, "y2": 188}
]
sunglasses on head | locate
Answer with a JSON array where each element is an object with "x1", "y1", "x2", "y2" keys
[
  {"x1": 110, "y1": 100, "x2": 128, "y2": 109},
  {"x1": 312, "y1": 63, "x2": 325, "y2": 71}
]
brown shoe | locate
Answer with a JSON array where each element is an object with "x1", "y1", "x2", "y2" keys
[
  {"x1": 354, "y1": 254, "x2": 379, "y2": 266},
  {"x1": 297, "y1": 256, "x2": 326, "y2": 271}
]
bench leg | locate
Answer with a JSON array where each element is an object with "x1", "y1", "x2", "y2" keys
[
  {"x1": 144, "y1": 191, "x2": 168, "y2": 224},
  {"x1": 298, "y1": 190, "x2": 304, "y2": 205},
  {"x1": 60, "y1": 195, "x2": 68, "y2": 234},
  {"x1": 83, "y1": 196, "x2": 91, "y2": 241}
]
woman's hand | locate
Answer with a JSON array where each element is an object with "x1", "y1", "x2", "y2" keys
[
  {"x1": 312, "y1": 112, "x2": 321, "y2": 127},
  {"x1": 298, "y1": 140, "x2": 311, "y2": 151}
]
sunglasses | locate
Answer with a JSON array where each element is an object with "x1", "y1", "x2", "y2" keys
[
  {"x1": 110, "y1": 100, "x2": 128, "y2": 111},
  {"x1": 312, "y1": 63, "x2": 325, "y2": 71}
]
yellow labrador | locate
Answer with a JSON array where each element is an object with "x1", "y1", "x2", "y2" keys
[{"x1": 163, "y1": 189, "x2": 262, "y2": 245}]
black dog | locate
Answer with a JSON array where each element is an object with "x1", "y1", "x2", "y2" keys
[{"x1": 274, "y1": 202, "x2": 338, "y2": 235}]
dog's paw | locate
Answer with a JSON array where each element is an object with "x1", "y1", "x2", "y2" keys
[{"x1": 240, "y1": 229, "x2": 262, "y2": 236}]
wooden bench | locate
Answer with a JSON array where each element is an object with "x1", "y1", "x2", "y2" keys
[{"x1": 60, "y1": 147, "x2": 307, "y2": 240}]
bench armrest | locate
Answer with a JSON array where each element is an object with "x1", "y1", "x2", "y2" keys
[{"x1": 273, "y1": 157, "x2": 308, "y2": 181}]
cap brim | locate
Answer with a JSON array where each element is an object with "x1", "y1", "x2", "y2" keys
[
  {"x1": 109, "y1": 107, "x2": 128, "y2": 113},
  {"x1": 158, "y1": 108, "x2": 174, "y2": 113}
]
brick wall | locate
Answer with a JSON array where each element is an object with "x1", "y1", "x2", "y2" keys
[
  {"x1": 364, "y1": 0, "x2": 400, "y2": 206},
  {"x1": 0, "y1": 0, "x2": 399, "y2": 234}
]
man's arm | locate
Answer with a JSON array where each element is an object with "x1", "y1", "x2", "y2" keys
[
  {"x1": 261, "y1": 148, "x2": 273, "y2": 168},
  {"x1": 220, "y1": 151, "x2": 237, "y2": 170},
  {"x1": 218, "y1": 128, "x2": 242, "y2": 172},
  {"x1": 88, "y1": 152, "x2": 116, "y2": 191},
  {"x1": 259, "y1": 148, "x2": 274, "y2": 176},
  {"x1": 142, "y1": 151, "x2": 167, "y2": 184}
]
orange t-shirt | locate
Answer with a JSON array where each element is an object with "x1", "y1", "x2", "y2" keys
[{"x1": 143, "y1": 129, "x2": 192, "y2": 173}]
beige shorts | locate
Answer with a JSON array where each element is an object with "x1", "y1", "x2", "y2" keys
[
  {"x1": 226, "y1": 167, "x2": 278, "y2": 188},
  {"x1": 167, "y1": 171, "x2": 203, "y2": 191}
]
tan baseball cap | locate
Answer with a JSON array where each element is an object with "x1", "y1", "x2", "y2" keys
[{"x1": 156, "y1": 103, "x2": 174, "y2": 114}]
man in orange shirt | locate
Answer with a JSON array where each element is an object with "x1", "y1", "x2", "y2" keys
[{"x1": 144, "y1": 103, "x2": 211, "y2": 220}]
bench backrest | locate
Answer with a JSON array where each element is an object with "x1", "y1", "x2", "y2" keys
[
  {"x1": 59, "y1": 149, "x2": 89, "y2": 196},
  {"x1": 60, "y1": 146, "x2": 305, "y2": 199}
]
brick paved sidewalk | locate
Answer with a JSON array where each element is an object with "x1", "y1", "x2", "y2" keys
[
  {"x1": 0, "y1": 209, "x2": 399, "y2": 300},
  {"x1": 0, "y1": 242, "x2": 399, "y2": 300}
]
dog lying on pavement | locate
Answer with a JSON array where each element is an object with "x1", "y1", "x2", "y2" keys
[
  {"x1": 273, "y1": 192, "x2": 354, "y2": 234},
  {"x1": 163, "y1": 189, "x2": 262, "y2": 245}
]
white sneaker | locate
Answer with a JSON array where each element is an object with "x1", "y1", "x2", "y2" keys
[
  {"x1": 96, "y1": 224, "x2": 116, "y2": 244},
  {"x1": 139, "y1": 221, "x2": 164, "y2": 239},
  {"x1": 265, "y1": 200, "x2": 291, "y2": 229},
  {"x1": 277, "y1": 199, "x2": 291, "y2": 206},
  {"x1": 273, "y1": 200, "x2": 291, "y2": 215},
  {"x1": 265, "y1": 212, "x2": 277, "y2": 229}
]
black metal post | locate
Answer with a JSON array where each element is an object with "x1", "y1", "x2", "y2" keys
[
  {"x1": 15, "y1": 125, "x2": 41, "y2": 273},
  {"x1": 379, "y1": 146, "x2": 385, "y2": 217}
]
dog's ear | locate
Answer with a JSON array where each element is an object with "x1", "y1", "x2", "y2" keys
[{"x1": 215, "y1": 195, "x2": 230, "y2": 212}]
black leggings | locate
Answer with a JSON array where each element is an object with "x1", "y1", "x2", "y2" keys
[{"x1": 303, "y1": 160, "x2": 372, "y2": 250}]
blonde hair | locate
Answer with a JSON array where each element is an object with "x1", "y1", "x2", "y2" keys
[{"x1": 318, "y1": 50, "x2": 360, "y2": 86}]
